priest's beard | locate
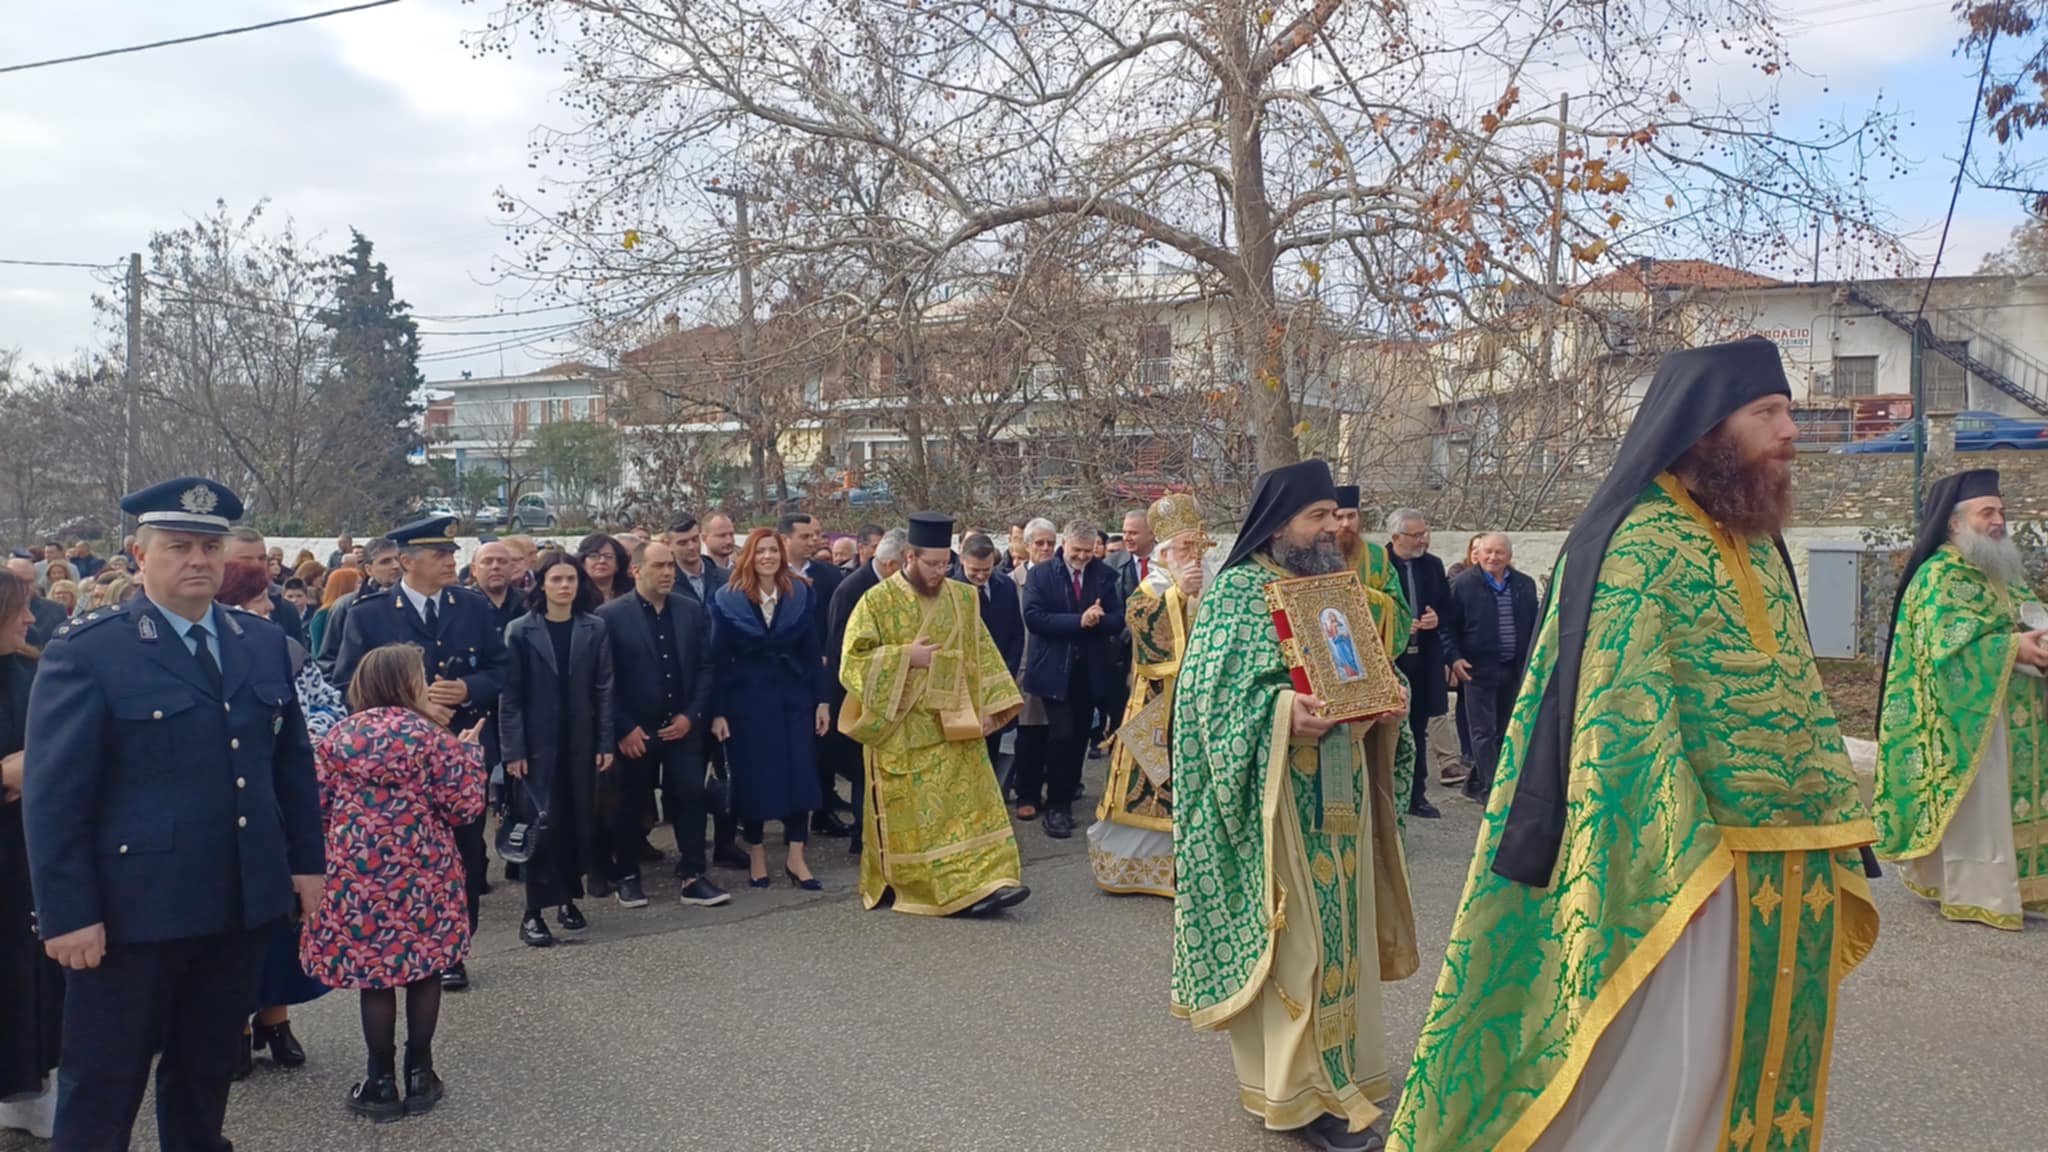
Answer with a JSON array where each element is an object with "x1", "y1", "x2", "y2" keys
[
  {"x1": 1955, "y1": 522, "x2": 2027, "y2": 587},
  {"x1": 1271, "y1": 532, "x2": 1347, "y2": 576},
  {"x1": 902, "y1": 563, "x2": 943, "y2": 597},
  {"x1": 1678, "y1": 428, "x2": 1794, "y2": 537},
  {"x1": 1335, "y1": 524, "x2": 1362, "y2": 557}
]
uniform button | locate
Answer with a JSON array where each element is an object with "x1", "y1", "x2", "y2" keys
[
  {"x1": 152, "y1": 710, "x2": 163, "y2": 720},
  {"x1": 238, "y1": 817, "x2": 248, "y2": 828},
  {"x1": 119, "y1": 844, "x2": 129, "y2": 854},
  {"x1": 230, "y1": 738, "x2": 240, "y2": 750},
  {"x1": 224, "y1": 702, "x2": 232, "y2": 712},
  {"x1": 236, "y1": 777, "x2": 246, "y2": 789}
]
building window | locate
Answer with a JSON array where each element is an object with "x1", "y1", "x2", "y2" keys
[
  {"x1": 1927, "y1": 343, "x2": 1968, "y2": 412},
  {"x1": 1138, "y1": 324, "x2": 1172, "y2": 386},
  {"x1": 1831, "y1": 355, "x2": 1878, "y2": 397}
]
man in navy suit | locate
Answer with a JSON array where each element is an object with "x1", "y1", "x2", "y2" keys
[
  {"x1": 780, "y1": 513, "x2": 854, "y2": 835},
  {"x1": 1018, "y1": 521, "x2": 1126, "y2": 839},
  {"x1": 663, "y1": 516, "x2": 740, "y2": 867},
  {"x1": 958, "y1": 532, "x2": 1024, "y2": 783},
  {"x1": 333, "y1": 514, "x2": 505, "y2": 990},
  {"x1": 24, "y1": 477, "x2": 324, "y2": 1152}
]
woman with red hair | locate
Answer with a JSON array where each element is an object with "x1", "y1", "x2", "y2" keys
[{"x1": 707, "y1": 529, "x2": 830, "y2": 889}]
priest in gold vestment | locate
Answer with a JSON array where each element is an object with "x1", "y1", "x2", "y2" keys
[
  {"x1": 840, "y1": 513, "x2": 1031, "y2": 917},
  {"x1": 1088, "y1": 492, "x2": 1209, "y2": 896}
]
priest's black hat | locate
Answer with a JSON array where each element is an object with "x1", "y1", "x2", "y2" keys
[
  {"x1": 1493, "y1": 337, "x2": 1801, "y2": 887},
  {"x1": 1223, "y1": 460, "x2": 1339, "y2": 570},
  {"x1": 1335, "y1": 484, "x2": 1361, "y2": 510},
  {"x1": 1879, "y1": 468, "x2": 2002, "y2": 689},
  {"x1": 907, "y1": 512, "x2": 954, "y2": 550}
]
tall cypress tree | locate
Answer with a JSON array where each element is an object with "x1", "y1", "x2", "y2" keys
[{"x1": 316, "y1": 230, "x2": 425, "y2": 528}]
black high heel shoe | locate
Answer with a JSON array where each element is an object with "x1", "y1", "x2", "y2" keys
[
  {"x1": 748, "y1": 871, "x2": 772, "y2": 889},
  {"x1": 252, "y1": 1020, "x2": 307, "y2": 1067},
  {"x1": 786, "y1": 867, "x2": 823, "y2": 892}
]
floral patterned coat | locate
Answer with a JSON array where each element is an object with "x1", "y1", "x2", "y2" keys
[{"x1": 301, "y1": 707, "x2": 486, "y2": 989}]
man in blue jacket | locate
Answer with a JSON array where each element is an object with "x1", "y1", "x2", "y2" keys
[
  {"x1": 1018, "y1": 521, "x2": 1126, "y2": 839},
  {"x1": 24, "y1": 477, "x2": 324, "y2": 1152}
]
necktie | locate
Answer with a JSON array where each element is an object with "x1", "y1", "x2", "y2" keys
[
  {"x1": 1071, "y1": 570, "x2": 1083, "y2": 604},
  {"x1": 189, "y1": 623, "x2": 222, "y2": 693},
  {"x1": 423, "y1": 594, "x2": 440, "y2": 634},
  {"x1": 1138, "y1": 557, "x2": 1149, "y2": 581}
]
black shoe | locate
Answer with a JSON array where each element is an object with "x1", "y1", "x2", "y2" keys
[
  {"x1": 557, "y1": 902, "x2": 589, "y2": 931},
  {"x1": 638, "y1": 837, "x2": 665, "y2": 863},
  {"x1": 402, "y1": 1065, "x2": 445, "y2": 1117},
  {"x1": 713, "y1": 843, "x2": 752, "y2": 870},
  {"x1": 441, "y1": 961, "x2": 470, "y2": 990},
  {"x1": 615, "y1": 876, "x2": 649, "y2": 909},
  {"x1": 503, "y1": 861, "x2": 523, "y2": 883},
  {"x1": 679, "y1": 876, "x2": 733, "y2": 907},
  {"x1": 787, "y1": 867, "x2": 823, "y2": 892},
  {"x1": 1087, "y1": 744, "x2": 1107, "y2": 760},
  {"x1": 253, "y1": 1021, "x2": 306, "y2": 1067},
  {"x1": 1407, "y1": 799, "x2": 1442, "y2": 819},
  {"x1": 347, "y1": 1075, "x2": 404, "y2": 1123},
  {"x1": 478, "y1": 879, "x2": 495, "y2": 895},
  {"x1": 1461, "y1": 780, "x2": 1488, "y2": 803},
  {"x1": 811, "y1": 811, "x2": 855, "y2": 837},
  {"x1": 964, "y1": 884, "x2": 1031, "y2": 916},
  {"x1": 1042, "y1": 807, "x2": 1074, "y2": 839},
  {"x1": 519, "y1": 913, "x2": 554, "y2": 948},
  {"x1": 1300, "y1": 1114, "x2": 1384, "y2": 1151},
  {"x1": 232, "y1": 1029, "x2": 254, "y2": 1082}
]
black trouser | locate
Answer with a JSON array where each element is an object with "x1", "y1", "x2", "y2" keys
[
  {"x1": 1464, "y1": 668, "x2": 1521, "y2": 795},
  {"x1": 821, "y1": 729, "x2": 864, "y2": 817},
  {"x1": 616, "y1": 734, "x2": 708, "y2": 880},
  {"x1": 55, "y1": 922, "x2": 267, "y2": 1152},
  {"x1": 452, "y1": 819, "x2": 484, "y2": 930},
  {"x1": 1043, "y1": 673, "x2": 1100, "y2": 812},
  {"x1": 1011, "y1": 722, "x2": 1050, "y2": 805},
  {"x1": 986, "y1": 724, "x2": 1011, "y2": 790},
  {"x1": 1408, "y1": 707, "x2": 1432, "y2": 808},
  {"x1": 741, "y1": 813, "x2": 810, "y2": 846}
]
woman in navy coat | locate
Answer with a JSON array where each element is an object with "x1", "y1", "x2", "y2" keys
[{"x1": 707, "y1": 529, "x2": 830, "y2": 890}]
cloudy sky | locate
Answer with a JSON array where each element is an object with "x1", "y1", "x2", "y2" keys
[{"x1": 0, "y1": 0, "x2": 2030, "y2": 384}]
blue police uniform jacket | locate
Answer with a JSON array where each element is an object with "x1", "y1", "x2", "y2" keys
[
  {"x1": 333, "y1": 584, "x2": 506, "y2": 727},
  {"x1": 22, "y1": 597, "x2": 325, "y2": 945}
]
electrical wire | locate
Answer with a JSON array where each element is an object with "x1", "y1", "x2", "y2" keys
[
  {"x1": 0, "y1": 0, "x2": 402, "y2": 76},
  {"x1": 0, "y1": 257, "x2": 121, "y2": 269}
]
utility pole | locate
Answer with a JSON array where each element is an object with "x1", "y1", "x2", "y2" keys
[
  {"x1": 705, "y1": 184, "x2": 766, "y2": 506},
  {"x1": 1539, "y1": 93, "x2": 1569, "y2": 426},
  {"x1": 123, "y1": 252, "x2": 141, "y2": 533},
  {"x1": 1910, "y1": 322, "x2": 1926, "y2": 529}
]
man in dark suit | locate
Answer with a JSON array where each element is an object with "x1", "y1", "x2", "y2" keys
[
  {"x1": 24, "y1": 477, "x2": 323, "y2": 1152},
  {"x1": 780, "y1": 513, "x2": 853, "y2": 835},
  {"x1": 1442, "y1": 531, "x2": 1538, "y2": 803},
  {"x1": 334, "y1": 515, "x2": 506, "y2": 991},
  {"x1": 1386, "y1": 508, "x2": 1453, "y2": 819},
  {"x1": 596, "y1": 541, "x2": 728, "y2": 908},
  {"x1": 316, "y1": 537, "x2": 402, "y2": 678},
  {"x1": 958, "y1": 532, "x2": 1024, "y2": 782},
  {"x1": 662, "y1": 516, "x2": 740, "y2": 868},
  {"x1": 1099, "y1": 507, "x2": 1154, "y2": 753},
  {"x1": 1019, "y1": 521, "x2": 1126, "y2": 839},
  {"x1": 824, "y1": 528, "x2": 907, "y2": 852}
]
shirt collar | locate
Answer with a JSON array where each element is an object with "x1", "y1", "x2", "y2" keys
[
  {"x1": 399, "y1": 580, "x2": 438, "y2": 616},
  {"x1": 149, "y1": 595, "x2": 218, "y2": 641},
  {"x1": 1481, "y1": 567, "x2": 1510, "y2": 592}
]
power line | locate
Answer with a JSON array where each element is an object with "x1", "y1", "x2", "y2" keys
[
  {"x1": 0, "y1": 0, "x2": 402, "y2": 76},
  {"x1": 0, "y1": 257, "x2": 121, "y2": 269}
]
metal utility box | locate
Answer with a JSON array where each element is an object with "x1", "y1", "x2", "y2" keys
[{"x1": 1805, "y1": 542, "x2": 1865, "y2": 659}]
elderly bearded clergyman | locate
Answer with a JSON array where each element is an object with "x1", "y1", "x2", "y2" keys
[{"x1": 1876, "y1": 468, "x2": 2048, "y2": 930}]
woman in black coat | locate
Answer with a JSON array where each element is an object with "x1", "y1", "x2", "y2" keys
[
  {"x1": 0, "y1": 572, "x2": 60, "y2": 1137},
  {"x1": 499, "y1": 552, "x2": 616, "y2": 948}
]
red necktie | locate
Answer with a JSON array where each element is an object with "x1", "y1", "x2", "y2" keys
[
  {"x1": 1138, "y1": 557, "x2": 1149, "y2": 581},
  {"x1": 1072, "y1": 570, "x2": 1083, "y2": 604}
]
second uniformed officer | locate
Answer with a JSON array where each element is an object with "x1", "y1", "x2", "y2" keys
[
  {"x1": 24, "y1": 477, "x2": 324, "y2": 1152},
  {"x1": 333, "y1": 515, "x2": 504, "y2": 991}
]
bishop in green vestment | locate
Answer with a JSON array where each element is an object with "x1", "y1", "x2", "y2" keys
[
  {"x1": 1876, "y1": 468, "x2": 2048, "y2": 930},
  {"x1": 1391, "y1": 340, "x2": 1878, "y2": 1152},
  {"x1": 1173, "y1": 461, "x2": 1417, "y2": 1152}
]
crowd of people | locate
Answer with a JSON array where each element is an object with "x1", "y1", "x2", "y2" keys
[{"x1": 3, "y1": 334, "x2": 2043, "y2": 1152}]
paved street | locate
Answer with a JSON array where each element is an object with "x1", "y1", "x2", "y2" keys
[{"x1": 5, "y1": 777, "x2": 2044, "y2": 1152}]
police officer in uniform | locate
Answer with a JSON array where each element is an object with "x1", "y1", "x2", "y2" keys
[
  {"x1": 24, "y1": 477, "x2": 324, "y2": 1152},
  {"x1": 333, "y1": 515, "x2": 505, "y2": 991}
]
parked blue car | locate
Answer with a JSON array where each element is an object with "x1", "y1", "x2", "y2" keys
[{"x1": 1832, "y1": 410, "x2": 2048, "y2": 453}]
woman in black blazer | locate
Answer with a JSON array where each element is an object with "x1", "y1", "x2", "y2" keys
[{"x1": 499, "y1": 552, "x2": 617, "y2": 948}]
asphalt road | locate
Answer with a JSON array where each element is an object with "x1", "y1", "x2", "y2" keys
[{"x1": 5, "y1": 774, "x2": 2043, "y2": 1152}]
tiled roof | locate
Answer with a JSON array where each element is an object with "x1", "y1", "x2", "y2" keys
[{"x1": 1579, "y1": 259, "x2": 1780, "y2": 294}]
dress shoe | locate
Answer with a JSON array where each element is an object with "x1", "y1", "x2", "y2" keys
[
  {"x1": 557, "y1": 902, "x2": 589, "y2": 931},
  {"x1": 252, "y1": 1021, "x2": 306, "y2": 1067},
  {"x1": 811, "y1": 811, "x2": 855, "y2": 837},
  {"x1": 680, "y1": 876, "x2": 733, "y2": 907},
  {"x1": 713, "y1": 843, "x2": 752, "y2": 871},
  {"x1": 1015, "y1": 804, "x2": 1039, "y2": 822},
  {"x1": 1461, "y1": 780, "x2": 1489, "y2": 803},
  {"x1": 441, "y1": 961, "x2": 471, "y2": 990},
  {"x1": 748, "y1": 873, "x2": 773, "y2": 888},
  {"x1": 1042, "y1": 806, "x2": 1074, "y2": 839},
  {"x1": 503, "y1": 861, "x2": 523, "y2": 883},
  {"x1": 787, "y1": 867, "x2": 823, "y2": 892},
  {"x1": 1300, "y1": 1114, "x2": 1383, "y2": 1151},
  {"x1": 346, "y1": 1075, "x2": 404, "y2": 1123},
  {"x1": 1088, "y1": 743, "x2": 1107, "y2": 760},
  {"x1": 232, "y1": 1029, "x2": 254, "y2": 1082},
  {"x1": 519, "y1": 913, "x2": 554, "y2": 948},
  {"x1": 1407, "y1": 798, "x2": 1442, "y2": 819},
  {"x1": 964, "y1": 884, "x2": 1031, "y2": 916},
  {"x1": 615, "y1": 875, "x2": 650, "y2": 908},
  {"x1": 403, "y1": 1064, "x2": 445, "y2": 1117}
]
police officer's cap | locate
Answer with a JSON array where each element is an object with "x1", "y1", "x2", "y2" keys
[
  {"x1": 387, "y1": 515, "x2": 460, "y2": 552},
  {"x1": 120, "y1": 477, "x2": 244, "y2": 536}
]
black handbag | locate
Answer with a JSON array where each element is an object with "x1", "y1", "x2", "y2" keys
[{"x1": 495, "y1": 776, "x2": 550, "y2": 864}]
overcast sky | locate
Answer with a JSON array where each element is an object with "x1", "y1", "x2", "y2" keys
[{"x1": 0, "y1": 0, "x2": 2029, "y2": 385}]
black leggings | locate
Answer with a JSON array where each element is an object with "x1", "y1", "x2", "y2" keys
[
  {"x1": 358, "y1": 976, "x2": 443, "y2": 1078},
  {"x1": 741, "y1": 811, "x2": 810, "y2": 846}
]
